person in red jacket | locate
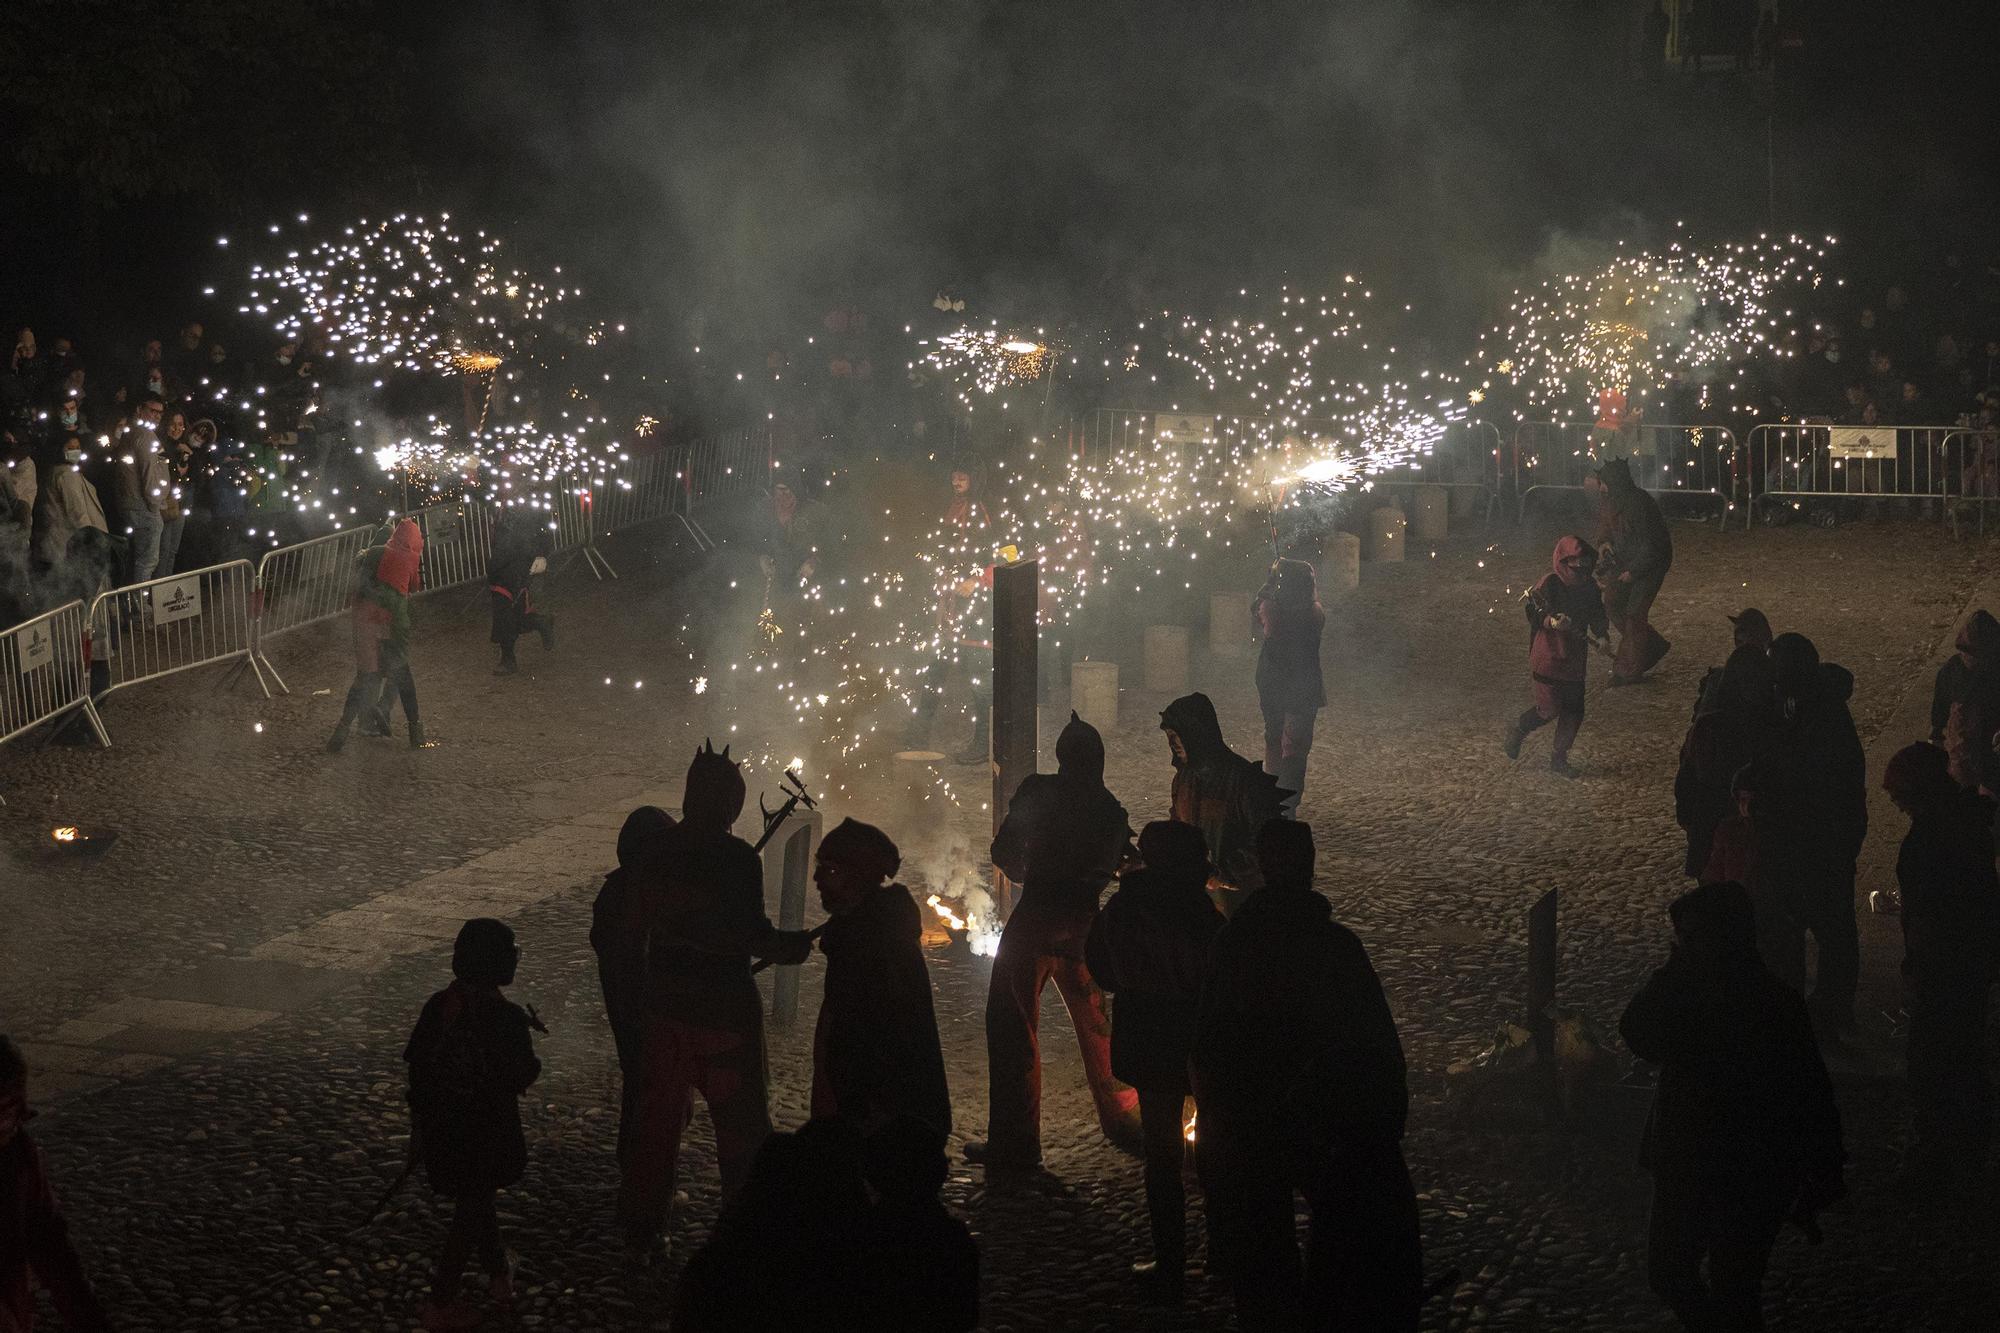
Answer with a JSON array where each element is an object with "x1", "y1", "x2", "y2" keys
[
  {"x1": 0, "y1": 1036, "x2": 113, "y2": 1333},
  {"x1": 1504, "y1": 535, "x2": 1608, "y2": 777}
]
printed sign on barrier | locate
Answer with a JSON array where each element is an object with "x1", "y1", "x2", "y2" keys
[
  {"x1": 1827, "y1": 426, "x2": 1893, "y2": 460},
  {"x1": 428, "y1": 508, "x2": 463, "y2": 547},
  {"x1": 151, "y1": 575, "x2": 203, "y2": 627},
  {"x1": 9, "y1": 619, "x2": 54, "y2": 673},
  {"x1": 1152, "y1": 412, "x2": 1215, "y2": 444}
]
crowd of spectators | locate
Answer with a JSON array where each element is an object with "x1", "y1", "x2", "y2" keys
[{"x1": 0, "y1": 318, "x2": 334, "y2": 629}]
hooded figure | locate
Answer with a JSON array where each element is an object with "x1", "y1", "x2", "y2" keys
[
  {"x1": 1762, "y1": 633, "x2": 1868, "y2": 1031},
  {"x1": 1593, "y1": 457, "x2": 1673, "y2": 684},
  {"x1": 1675, "y1": 644, "x2": 1775, "y2": 876},
  {"x1": 1085, "y1": 819, "x2": 1227, "y2": 1295},
  {"x1": 590, "y1": 805, "x2": 676, "y2": 1166},
  {"x1": 968, "y1": 712, "x2": 1140, "y2": 1170},
  {"x1": 618, "y1": 743, "x2": 813, "y2": 1253},
  {"x1": 1253, "y1": 558, "x2": 1327, "y2": 815},
  {"x1": 1193, "y1": 820, "x2": 1420, "y2": 1330},
  {"x1": 1160, "y1": 692, "x2": 1286, "y2": 896},
  {"x1": 326, "y1": 519, "x2": 425, "y2": 751},
  {"x1": 1883, "y1": 742, "x2": 2000, "y2": 1174},
  {"x1": 1939, "y1": 609, "x2": 2000, "y2": 786},
  {"x1": 1505, "y1": 535, "x2": 1608, "y2": 776},
  {"x1": 1620, "y1": 881, "x2": 1845, "y2": 1332},
  {"x1": 488, "y1": 507, "x2": 555, "y2": 674},
  {"x1": 1692, "y1": 608, "x2": 1775, "y2": 719},
  {"x1": 809, "y1": 819, "x2": 951, "y2": 1136}
]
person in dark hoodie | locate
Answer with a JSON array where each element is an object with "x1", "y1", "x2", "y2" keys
[
  {"x1": 1930, "y1": 609, "x2": 1999, "y2": 745},
  {"x1": 809, "y1": 818, "x2": 951, "y2": 1137},
  {"x1": 1693, "y1": 608, "x2": 1775, "y2": 720},
  {"x1": 1883, "y1": 742, "x2": 2000, "y2": 1180},
  {"x1": 404, "y1": 919, "x2": 543, "y2": 1330},
  {"x1": 1253, "y1": 557, "x2": 1327, "y2": 816},
  {"x1": 590, "y1": 805, "x2": 676, "y2": 1169},
  {"x1": 967, "y1": 712, "x2": 1140, "y2": 1170},
  {"x1": 0, "y1": 1035, "x2": 113, "y2": 1333},
  {"x1": 619, "y1": 743, "x2": 814, "y2": 1256},
  {"x1": 1591, "y1": 456, "x2": 1673, "y2": 685},
  {"x1": 1676, "y1": 645, "x2": 1776, "y2": 877},
  {"x1": 860, "y1": 1115, "x2": 980, "y2": 1332},
  {"x1": 1504, "y1": 534, "x2": 1608, "y2": 777},
  {"x1": 1193, "y1": 819, "x2": 1421, "y2": 1331},
  {"x1": 326, "y1": 518, "x2": 426, "y2": 752},
  {"x1": 1621, "y1": 881, "x2": 1845, "y2": 1332},
  {"x1": 1085, "y1": 819, "x2": 1226, "y2": 1301},
  {"x1": 487, "y1": 507, "x2": 555, "y2": 676},
  {"x1": 1941, "y1": 611, "x2": 2000, "y2": 793},
  {"x1": 1159, "y1": 692, "x2": 1287, "y2": 901},
  {"x1": 1762, "y1": 633, "x2": 1868, "y2": 1033}
]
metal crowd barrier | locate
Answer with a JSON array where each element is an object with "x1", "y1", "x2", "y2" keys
[
  {"x1": 1938, "y1": 428, "x2": 2000, "y2": 538},
  {"x1": 249, "y1": 523, "x2": 382, "y2": 693},
  {"x1": 0, "y1": 600, "x2": 108, "y2": 750},
  {"x1": 409, "y1": 497, "x2": 495, "y2": 593},
  {"x1": 1744, "y1": 422, "x2": 1958, "y2": 526},
  {"x1": 87, "y1": 559, "x2": 274, "y2": 704},
  {"x1": 1374, "y1": 419, "x2": 1504, "y2": 524},
  {"x1": 685, "y1": 428, "x2": 773, "y2": 515},
  {"x1": 1511, "y1": 421, "x2": 1736, "y2": 528}
]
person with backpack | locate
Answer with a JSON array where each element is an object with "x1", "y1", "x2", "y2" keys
[
  {"x1": 326, "y1": 518, "x2": 425, "y2": 753},
  {"x1": 403, "y1": 919, "x2": 543, "y2": 1332}
]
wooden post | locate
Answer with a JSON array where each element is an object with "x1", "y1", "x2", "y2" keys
[
  {"x1": 1526, "y1": 888, "x2": 1558, "y2": 1061},
  {"x1": 991, "y1": 559, "x2": 1039, "y2": 921}
]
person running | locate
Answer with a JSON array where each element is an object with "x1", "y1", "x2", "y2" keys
[
  {"x1": 1252, "y1": 558, "x2": 1326, "y2": 816},
  {"x1": 1591, "y1": 457, "x2": 1673, "y2": 685},
  {"x1": 326, "y1": 518, "x2": 425, "y2": 752},
  {"x1": 1504, "y1": 535, "x2": 1608, "y2": 777}
]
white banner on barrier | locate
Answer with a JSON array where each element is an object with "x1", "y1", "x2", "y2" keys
[
  {"x1": 9, "y1": 619, "x2": 54, "y2": 673},
  {"x1": 1152, "y1": 412, "x2": 1215, "y2": 444},
  {"x1": 1826, "y1": 426, "x2": 1893, "y2": 460},
  {"x1": 151, "y1": 576, "x2": 204, "y2": 627}
]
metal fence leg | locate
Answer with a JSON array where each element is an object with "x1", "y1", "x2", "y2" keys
[{"x1": 78, "y1": 697, "x2": 111, "y2": 748}]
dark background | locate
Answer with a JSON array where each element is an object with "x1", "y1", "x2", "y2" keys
[{"x1": 1, "y1": 0, "x2": 1994, "y2": 378}]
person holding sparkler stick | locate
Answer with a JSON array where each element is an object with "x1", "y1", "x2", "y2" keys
[{"x1": 1504, "y1": 535, "x2": 1609, "y2": 778}]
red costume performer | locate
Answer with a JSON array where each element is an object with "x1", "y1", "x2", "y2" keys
[
  {"x1": 1504, "y1": 535, "x2": 1608, "y2": 777},
  {"x1": 966, "y1": 713, "x2": 1141, "y2": 1169}
]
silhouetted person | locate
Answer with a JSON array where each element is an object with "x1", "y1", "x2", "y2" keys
[
  {"x1": 1504, "y1": 535, "x2": 1607, "y2": 777},
  {"x1": 1085, "y1": 819, "x2": 1225, "y2": 1301},
  {"x1": 1676, "y1": 644, "x2": 1775, "y2": 876},
  {"x1": 488, "y1": 508, "x2": 554, "y2": 675},
  {"x1": 810, "y1": 819, "x2": 951, "y2": 1136},
  {"x1": 326, "y1": 519, "x2": 425, "y2": 752},
  {"x1": 1193, "y1": 819, "x2": 1422, "y2": 1331},
  {"x1": 1621, "y1": 881, "x2": 1845, "y2": 1332},
  {"x1": 1693, "y1": 608, "x2": 1774, "y2": 719},
  {"x1": 1253, "y1": 557, "x2": 1326, "y2": 815},
  {"x1": 0, "y1": 1035, "x2": 112, "y2": 1333},
  {"x1": 1704, "y1": 762, "x2": 1805, "y2": 991},
  {"x1": 1762, "y1": 634, "x2": 1867, "y2": 1033},
  {"x1": 1159, "y1": 691, "x2": 1286, "y2": 901},
  {"x1": 1940, "y1": 612, "x2": 2000, "y2": 791},
  {"x1": 619, "y1": 743, "x2": 813, "y2": 1255},
  {"x1": 1591, "y1": 457, "x2": 1673, "y2": 684},
  {"x1": 672, "y1": 1121, "x2": 873, "y2": 1332},
  {"x1": 861, "y1": 1115, "x2": 979, "y2": 1331},
  {"x1": 1883, "y1": 742, "x2": 2000, "y2": 1180},
  {"x1": 403, "y1": 919, "x2": 542, "y2": 1330},
  {"x1": 968, "y1": 712, "x2": 1140, "y2": 1169},
  {"x1": 1930, "y1": 609, "x2": 1999, "y2": 745},
  {"x1": 590, "y1": 805, "x2": 676, "y2": 1168}
]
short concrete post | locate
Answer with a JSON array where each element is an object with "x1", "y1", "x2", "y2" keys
[
  {"x1": 1364, "y1": 506, "x2": 1407, "y2": 562},
  {"x1": 1209, "y1": 590, "x2": 1252, "y2": 658},
  {"x1": 1070, "y1": 659, "x2": 1120, "y2": 731},
  {"x1": 1144, "y1": 624, "x2": 1190, "y2": 694},
  {"x1": 1412, "y1": 484, "x2": 1449, "y2": 542},
  {"x1": 1321, "y1": 531, "x2": 1361, "y2": 594}
]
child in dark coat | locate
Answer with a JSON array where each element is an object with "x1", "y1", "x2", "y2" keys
[
  {"x1": 404, "y1": 919, "x2": 542, "y2": 1330},
  {"x1": 1504, "y1": 535, "x2": 1608, "y2": 777}
]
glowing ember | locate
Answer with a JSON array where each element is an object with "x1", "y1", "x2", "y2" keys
[
  {"x1": 1184, "y1": 1107, "x2": 1198, "y2": 1143},
  {"x1": 924, "y1": 893, "x2": 1002, "y2": 956},
  {"x1": 51, "y1": 826, "x2": 78, "y2": 843}
]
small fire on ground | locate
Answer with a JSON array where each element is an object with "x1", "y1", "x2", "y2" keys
[
  {"x1": 51, "y1": 826, "x2": 79, "y2": 843},
  {"x1": 925, "y1": 893, "x2": 1001, "y2": 957}
]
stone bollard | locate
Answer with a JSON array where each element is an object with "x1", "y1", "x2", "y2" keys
[
  {"x1": 1144, "y1": 624, "x2": 1190, "y2": 694},
  {"x1": 1320, "y1": 531, "x2": 1361, "y2": 594},
  {"x1": 1364, "y1": 506, "x2": 1407, "y2": 562},
  {"x1": 1070, "y1": 659, "x2": 1120, "y2": 731},
  {"x1": 1450, "y1": 482, "x2": 1481, "y2": 517},
  {"x1": 1412, "y1": 484, "x2": 1449, "y2": 542},
  {"x1": 1209, "y1": 590, "x2": 1252, "y2": 658}
]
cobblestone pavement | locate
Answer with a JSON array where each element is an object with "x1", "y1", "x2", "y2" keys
[{"x1": 6, "y1": 511, "x2": 2000, "y2": 1329}]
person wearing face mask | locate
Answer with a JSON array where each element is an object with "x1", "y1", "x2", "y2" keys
[
  {"x1": 153, "y1": 411, "x2": 192, "y2": 577},
  {"x1": 0, "y1": 1035, "x2": 115, "y2": 1333}
]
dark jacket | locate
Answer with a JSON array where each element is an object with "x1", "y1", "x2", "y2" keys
[
  {"x1": 591, "y1": 807, "x2": 676, "y2": 1040},
  {"x1": 403, "y1": 981, "x2": 543, "y2": 1195},
  {"x1": 1526, "y1": 570, "x2": 1608, "y2": 684},
  {"x1": 1594, "y1": 469, "x2": 1672, "y2": 581},
  {"x1": 489, "y1": 511, "x2": 552, "y2": 594},
  {"x1": 1085, "y1": 864, "x2": 1226, "y2": 1091},
  {"x1": 1620, "y1": 950, "x2": 1843, "y2": 1202},
  {"x1": 1897, "y1": 789, "x2": 2000, "y2": 983},
  {"x1": 1674, "y1": 646, "x2": 1774, "y2": 877},
  {"x1": 1, "y1": 1128, "x2": 112, "y2": 1333},
  {"x1": 812, "y1": 883, "x2": 952, "y2": 1135},
  {"x1": 1161, "y1": 692, "x2": 1285, "y2": 892},
  {"x1": 991, "y1": 717, "x2": 1131, "y2": 918},
  {"x1": 641, "y1": 824, "x2": 784, "y2": 1032},
  {"x1": 1760, "y1": 664, "x2": 1868, "y2": 878},
  {"x1": 1932, "y1": 654, "x2": 1974, "y2": 743},
  {"x1": 1192, "y1": 884, "x2": 1407, "y2": 1158},
  {"x1": 1254, "y1": 592, "x2": 1326, "y2": 716}
]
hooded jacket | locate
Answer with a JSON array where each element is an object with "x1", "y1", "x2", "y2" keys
[
  {"x1": 1760, "y1": 635, "x2": 1868, "y2": 874},
  {"x1": 591, "y1": 806, "x2": 677, "y2": 1035},
  {"x1": 1527, "y1": 536, "x2": 1608, "y2": 683},
  {"x1": 990, "y1": 713, "x2": 1132, "y2": 918},
  {"x1": 1931, "y1": 610, "x2": 2000, "y2": 741},
  {"x1": 811, "y1": 882, "x2": 952, "y2": 1135},
  {"x1": 1085, "y1": 859, "x2": 1226, "y2": 1090},
  {"x1": 1192, "y1": 882, "x2": 1408, "y2": 1157},
  {"x1": 1160, "y1": 693, "x2": 1285, "y2": 891},
  {"x1": 351, "y1": 520, "x2": 424, "y2": 671}
]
